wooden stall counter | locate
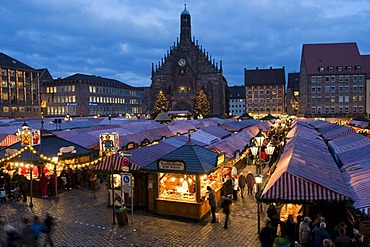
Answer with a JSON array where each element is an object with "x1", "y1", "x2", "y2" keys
[{"x1": 156, "y1": 187, "x2": 223, "y2": 221}]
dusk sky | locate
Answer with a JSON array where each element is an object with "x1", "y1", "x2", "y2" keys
[{"x1": 1, "y1": 0, "x2": 370, "y2": 87}]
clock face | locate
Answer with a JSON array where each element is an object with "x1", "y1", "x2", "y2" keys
[{"x1": 178, "y1": 59, "x2": 186, "y2": 66}]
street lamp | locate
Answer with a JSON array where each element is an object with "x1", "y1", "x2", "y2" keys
[
  {"x1": 250, "y1": 129, "x2": 275, "y2": 174},
  {"x1": 64, "y1": 114, "x2": 72, "y2": 123},
  {"x1": 255, "y1": 174, "x2": 263, "y2": 234}
]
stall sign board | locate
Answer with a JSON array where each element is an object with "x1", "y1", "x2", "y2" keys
[
  {"x1": 99, "y1": 132, "x2": 119, "y2": 153},
  {"x1": 121, "y1": 173, "x2": 132, "y2": 193},
  {"x1": 158, "y1": 160, "x2": 185, "y2": 171}
]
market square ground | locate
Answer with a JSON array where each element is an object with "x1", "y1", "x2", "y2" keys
[{"x1": 0, "y1": 165, "x2": 268, "y2": 247}]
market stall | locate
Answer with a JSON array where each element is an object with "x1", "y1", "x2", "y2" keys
[{"x1": 143, "y1": 138, "x2": 225, "y2": 220}]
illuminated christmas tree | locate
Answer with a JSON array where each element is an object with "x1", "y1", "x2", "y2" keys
[
  {"x1": 194, "y1": 89, "x2": 210, "y2": 118},
  {"x1": 153, "y1": 90, "x2": 170, "y2": 117}
]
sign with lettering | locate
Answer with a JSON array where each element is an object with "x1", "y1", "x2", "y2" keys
[
  {"x1": 58, "y1": 146, "x2": 76, "y2": 156},
  {"x1": 5, "y1": 149, "x2": 18, "y2": 157},
  {"x1": 158, "y1": 160, "x2": 186, "y2": 171}
]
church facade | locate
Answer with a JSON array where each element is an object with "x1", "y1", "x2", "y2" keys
[{"x1": 149, "y1": 6, "x2": 228, "y2": 118}]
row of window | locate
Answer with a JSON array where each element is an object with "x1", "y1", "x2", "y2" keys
[
  {"x1": 311, "y1": 106, "x2": 363, "y2": 114},
  {"x1": 311, "y1": 85, "x2": 364, "y2": 93},
  {"x1": 89, "y1": 106, "x2": 141, "y2": 115},
  {"x1": 311, "y1": 95, "x2": 364, "y2": 103},
  {"x1": 318, "y1": 65, "x2": 362, "y2": 73},
  {"x1": 46, "y1": 85, "x2": 76, "y2": 93},
  {"x1": 247, "y1": 88, "x2": 283, "y2": 96},
  {"x1": 229, "y1": 99, "x2": 245, "y2": 103},
  {"x1": 47, "y1": 96, "x2": 76, "y2": 104},
  {"x1": 247, "y1": 107, "x2": 283, "y2": 112},
  {"x1": 247, "y1": 98, "x2": 283, "y2": 104},
  {"x1": 229, "y1": 104, "x2": 245, "y2": 108},
  {"x1": 89, "y1": 96, "x2": 139, "y2": 105},
  {"x1": 1, "y1": 69, "x2": 38, "y2": 78},
  {"x1": 46, "y1": 106, "x2": 77, "y2": 116},
  {"x1": 89, "y1": 86, "x2": 142, "y2": 97},
  {"x1": 1, "y1": 106, "x2": 39, "y2": 113},
  {"x1": 311, "y1": 75, "x2": 364, "y2": 83}
]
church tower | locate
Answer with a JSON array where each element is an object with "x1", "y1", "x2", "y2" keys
[{"x1": 149, "y1": 5, "x2": 228, "y2": 118}]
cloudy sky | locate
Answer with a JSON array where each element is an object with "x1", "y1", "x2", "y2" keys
[{"x1": 1, "y1": 0, "x2": 370, "y2": 87}]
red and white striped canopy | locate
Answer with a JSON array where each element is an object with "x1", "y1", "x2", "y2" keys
[
  {"x1": 260, "y1": 172, "x2": 351, "y2": 201},
  {"x1": 0, "y1": 134, "x2": 20, "y2": 147},
  {"x1": 95, "y1": 154, "x2": 139, "y2": 171}
]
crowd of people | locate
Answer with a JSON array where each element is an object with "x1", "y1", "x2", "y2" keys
[
  {"x1": 0, "y1": 167, "x2": 100, "y2": 203},
  {"x1": 259, "y1": 211, "x2": 367, "y2": 247},
  {"x1": 0, "y1": 212, "x2": 54, "y2": 247}
]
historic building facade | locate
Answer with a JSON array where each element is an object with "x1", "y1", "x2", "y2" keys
[
  {"x1": 0, "y1": 53, "x2": 41, "y2": 118},
  {"x1": 42, "y1": 73, "x2": 146, "y2": 117},
  {"x1": 286, "y1": 72, "x2": 300, "y2": 116},
  {"x1": 244, "y1": 67, "x2": 286, "y2": 118},
  {"x1": 299, "y1": 42, "x2": 368, "y2": 118},
  {"x1": 149, "y1": 6, "x2": 228, "y2": 117},
  {"x1": 228, "y1": 85, "x2": 245, "y2": 117}
]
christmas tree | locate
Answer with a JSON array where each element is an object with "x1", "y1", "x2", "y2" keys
[
  {"x1": 153, "y1": 90, "x2": 170, "y2": 117},
  {"x1": 194, "y1": 90, "x2": 210, "y2": 118}
]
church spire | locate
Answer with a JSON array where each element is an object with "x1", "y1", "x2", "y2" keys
[{"x1": 180, "y1": 4, "x2": 191, "y2": 44}]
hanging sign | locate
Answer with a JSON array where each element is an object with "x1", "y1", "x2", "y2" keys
[{"x1": 99, "y1": 132, "x2": 119, "y2": 153}]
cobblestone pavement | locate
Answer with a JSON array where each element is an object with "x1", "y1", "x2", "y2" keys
[{"x1": 0, "y1": 165, "x2": 268, "y2": 247}]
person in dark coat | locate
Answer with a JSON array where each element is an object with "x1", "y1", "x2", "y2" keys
[
  {"x1": 207, "y1": 186, "x2": 217, "y2": 223},
  {"x1": 285, "y1": 214, "x2": 295, "y2": 245},
  {"x1": 312, "y1": 222, "x2": 331, "y2": 247},
  {"x1": 238, "y1": 172, "x2": 246, "y2": 199},
  {"x1": 334, "y1": 226, "x2": 352, "y2": 247},
  {"x1": 18, "y1": 175, "x2": 28, "y2": 202},
  {"x1": 42, "y1": 212, "x2": 54, "y2": 247},
  {"x1": 221, "y1": 196, "x2": 232, "y2": 229},
  {"x1": 40, "y1": 173, "x2": 49, "y2": 198},
  {"x1": 246, "y1": 171, "x2": 255, "y2": 195},
  {"x1": 222, "y1": 175, "x2": 233, "y2": 196},
  {"x1": 259, "y1": 220, "x2": 275, "y2": 247}
]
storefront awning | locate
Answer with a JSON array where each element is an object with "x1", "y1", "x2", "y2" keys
[{"x1": 95, "y1": 154, "x2": 139, "y2": 171}]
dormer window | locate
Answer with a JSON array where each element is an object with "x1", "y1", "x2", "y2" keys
[
  {"x1": 356, "y1": 65, "x2": 362, "y2": 71},
  {"x1": 346, "y1": 66, "x2": 352, "y2": 71},
  {"x1": 328, "y1": 66, "x2": 334, "y2": 72},
  {"x1": 337, "y1": 66, "x2": 343, "y2": 72},
  {"x1": 319, "y1": 67, "x2": 325, "y2": 72}
]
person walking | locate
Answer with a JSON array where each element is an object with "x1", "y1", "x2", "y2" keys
[
  {"x1": 207, "y1": 186, "x2": 217, "y2": 223},
  {"x1": 42, "y1": 212, "x2": 54, "y2": 247},
  {"x1": 259, "y1": 220, "x2": 275, "y2": 247},
  {"x1": 299, "y1": 216, "x2": 312, "y2": 247},
  {"x1": 40, "y1": 173, "x2": 49, "y2": 198},
  {"x1": 31, "y1": 215, "x2": 43, "y2": 246},
  {"x1": 232, "y1": 175, "x2": 239, "y2": 201},
  {"x1": 222, "y1": 175, "x2": 233, "y2": 197},
  {"x1": 246, "y1": 171, "x2": 255, "y2": 195},
  {"x1": 89, "y1": 174, "x2": 99, "y2": 199},
  {"x1": 238, "y1": 172, "x2": 246, "y2": 199},
  {"x1": 20, "y1": 218, "x2": 34, "y2": 247},
  {"x1": 221, "y1": 196, "x2": 232, "y2": 229}
]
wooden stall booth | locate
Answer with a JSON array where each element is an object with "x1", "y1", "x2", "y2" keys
[{"x1": 144, "y1": 139, "x2": 225, "y2": 221}]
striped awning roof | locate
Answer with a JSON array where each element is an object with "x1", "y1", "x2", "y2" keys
[
  {"x1": 0, "y1": 134, "x2": 19, "y2": 147},
  {"x1": 95, "y1": 154, "x2": 139, "y2": 171},
  {"x1": 260, "y1": 131, "x2": 353, "y2": 203},
  {"x1": 261, "y1": 172, "x2": 352, "y2": 202}
]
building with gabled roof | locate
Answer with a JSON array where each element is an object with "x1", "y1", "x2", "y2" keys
[
  {"x1": 244, "y1": 66, "x2": 286, "y2": 118},
  {"x1": 0, "y1": 52, "x2": 41, "y2": 118},
  {"x1": 149, "y1": 5, "x2": 228, "y2": 118},
  {"x1": 228, "y1": 85, "x2": 246, "y2": 117},
  {"x1": 299, "y1": 42, "x2": 367, "y2": 118}
]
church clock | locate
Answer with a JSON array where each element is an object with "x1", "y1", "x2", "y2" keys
[{"x1": 178, "y1": 59, "x2": 186, "y2": 66}]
